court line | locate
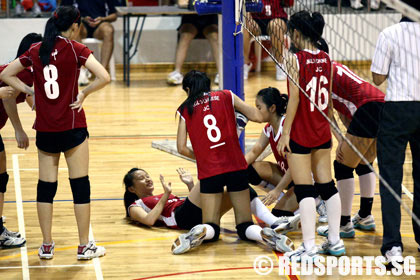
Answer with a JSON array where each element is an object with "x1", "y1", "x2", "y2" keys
[
  {"x1": 12, "y1": 154, "x2": 29, "y2": 280},
  {"x1": 0, "y1": 264, "x2": 93, "y2": 269},
  {"x1": 89, "y1": 224, "x2": 104, "y2": 280}
]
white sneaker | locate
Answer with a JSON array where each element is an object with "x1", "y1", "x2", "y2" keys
[
  {"x1": 38, "y1": 242, "x2": 54, "y2": 259},
  {"x1": 167, "y1": 70, "x2": 183, "y2": 85},
  {"x1": 260, "y1": 227, "x2": 295, "y2": 253},
  {"x1": 316, "y1": 200, "x2": 328, "y2": 223},
  {"x1": 214, "y1": 73, "x2": 219, "y2": 85},
  {"x1": 351, "y1": 0, "x2": 364, "y2": 10},
  {"x1": 370, "y1": 0, "x2": 380, "y2": 10},
  {"x1": 244, "y1": 63, "x2": 253, "y2": 80},
  {"x1": 32, "y1": 3, "x2": 42, "y2": 17},
  {"x1": 384, "y1": 246, "x2": 403, "y2": 267},
  {"x1": 352, "y1": 213, "x2": 376, "y2": 231},
  {"x1": 318, "y1": 238, "x2": 346, "y2": 256},
  {"x1": 78, "y1": 67, "x2": 90, "y2": 86},
  {"x1": 275, "y1": 64, "x2": 287, "y2": 81},
  {"x1": 285, "y1": 243, "x2": 319, "y2": 262},
  {"x1": 0, "y1": 228, "x2": 26, "y2": 248},
  {"x1": 272, "y1": 214, "x2": 301, "y2": 235},
  {"x1": 172, "y1": 224, "x2": 207, "y2": 255},
  {"x1": 317, "y1": 222, "x2": 355, "y2": 238},
  {"x1": 77, "y1": 241, "x2": 106, "y2": 260},
  {"x1": 15, "y1": 3, "x2": 24, "y2": 16}
]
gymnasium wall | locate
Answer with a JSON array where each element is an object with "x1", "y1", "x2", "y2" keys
[{"x1": 0, "y1": 12, "x2": 400, "y2": 66}]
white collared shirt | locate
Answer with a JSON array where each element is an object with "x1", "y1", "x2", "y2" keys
[{"x1": 371, "y1": 22, "x2": 420, "y2": 101}]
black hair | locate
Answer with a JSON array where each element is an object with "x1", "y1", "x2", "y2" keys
[
  {"x1": 257, "y1": 87, "x2": 288, "y2": 116},
  {"x1": 317, "y1": 38, "x2": 329, "y2": 54},
  {"x1": 16, "y1": 33, "x2": 43, "y2": 59},
  {"x1": 178, "y1": 70, "x2": 211, "y2": 116},
  {"x1": 123, "y1": 167, "x2": 144, "y2": 217},
  {"x1": 288, "y1": 11, "x2": 325, "y2": 45},
  {"x1": 39, "y1": 6, "x2": 81, "y2": 66}
]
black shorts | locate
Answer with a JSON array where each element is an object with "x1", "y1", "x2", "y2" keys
[
  {"x1": 289, "y1": 139, "x2": 332, "y2": 154},
  {"x1": 179, "y1": 14, "x2": 218, "y2": 38},
  {"x1": 347, "y1": 102, "x2": 384, "y2": 138},
  {"x1": 174, "y1": 198, "x2": 203, "y2": 230},
  {"x1": 82, "y1": 22, "x2": 102, "y2": 38},
  {"x1": 0, "y1": 134, "x2": 4, "y2": 152},
  {"x1": 36, "y1": 128, "x2": 89, "y2": 154},
  {"x1": 254, "y1": 17, "x2": 287, "y2": 36},
  {"x1": 200, "y1": 169, "x2": 249, "y2": 194}
]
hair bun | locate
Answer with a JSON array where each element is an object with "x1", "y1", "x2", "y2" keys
[{"x1": 311, "y1": 12, "x2": 325, "y2": 41}]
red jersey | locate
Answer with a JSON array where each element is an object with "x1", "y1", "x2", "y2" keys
[
  {"x1": 263, "y1": 115, "x2": 288, "y2": 175},
  {"x1": 290, "y1": 49, "x2": 332, "y2": 147},
  {"x1": 332, "y1": 62, "x2": 385, "y2": 120},
  {"x1": 128, "y1": 194, "x2": 184, "y2": 229},
  {"x1": 179, "y1": 90, "x2": 248, "y2": 180},
  {"x1": 0, "y1": 64, "x2": 32, "y2": 130},
  {"x1": 253, "y1": 0, "x2": 287, "y2": 19},
  {"x1": 19, "y1": 37, "x2": 93, "y2": 132}
]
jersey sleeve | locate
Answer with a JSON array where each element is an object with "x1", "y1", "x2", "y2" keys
[
  {"x1": 371, "y1": 30, "x2": 392, "y2": 75},
  {"x1": 263, "y1": 124, "x2": 271, "y2": 137},
  {"x1": 19, "y1": 49, "x2": 33, "y2": 68},
  {"x1": 73, "y1": 42, "x2": 93, "y2": 67}
]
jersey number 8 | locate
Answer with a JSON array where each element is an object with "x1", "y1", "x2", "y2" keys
[
  {"x1": 306, "y1": 75, "x2": 328, "y2": 112},
  {"x1": 43, "y1": 65, "x2": 60, "y2": 99},
  {"x1": 203, "y1": 114, "x2": 221, "y2": 143}
]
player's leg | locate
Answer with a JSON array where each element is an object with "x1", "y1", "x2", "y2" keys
[
  {"x1": 174, "y1": 23, "x2": 198, "y2": 73},
  {"x1": 267, "y1": 18, "x2": 287, "y2": 63},
  {"x1": 250, "y1": 161, "x2": 283, "y2": 186},
  {"x1": 312, "y1": 148, "x2": 346, "y2": 256},
  {"x1": 203, "y1": 23, "x2": 220, "y2": 74},
  {"x1": 92, "y1": 22, "x2": 115, "y2": 69}
]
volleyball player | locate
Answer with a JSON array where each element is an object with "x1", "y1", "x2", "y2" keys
[
  {"x1": 314, "y1": 40, "x2": 384, "y2": 238},
  {"x1": 0, "y1": 33, "x2": 42, "y2": 248},
  {"x1": 123, "y1": 168, "x2": 287, "y2": 231},
  {"x1": 277, "y1": 11, "x2": 345, "y2": 260},
  {"x1": 172, "y1": 70, "x2": 294, "y2": 254},
  {"x1": 0, "y1": 6, "x2": 110, "y2": 260}
]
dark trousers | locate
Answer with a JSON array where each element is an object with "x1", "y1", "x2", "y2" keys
[{"x1": 377, "y1": 101, "x2": 420, "y2": 255}]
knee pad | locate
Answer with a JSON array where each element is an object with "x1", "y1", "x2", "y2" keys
[
  {"x1": 355, "y1": 163, "x2": 373, "y2": 176},
  {"x1": 334, "y1": 160, "x2": 354, "y2": 181},
  {"x1": 0, "y1": 172, "x2": 8, "y2": 193},
  {"x1": 294, "y1": 184, "x2": 318, "y2": 203},
  {"x1": 204, "y1": 223, "x2": 220, "y2": 243},
  {"x1": 236, "y1": 221, "x2": 254, "y2": 241},
  {"x1": 315, "y1": 181, "x2": 338, "y2": 201},
  {"x1": 249, "y1": 186, "x2": 258, "y2": 201},
  {"x1": 247, "y1": 164, "x2": 262, "y2": 185},
  {"x1": 37, "y1": 180, "x2": 58, "y2": 203},
  {"x1": 70, "y1": 176, "x2": 91, "y2": 204}
]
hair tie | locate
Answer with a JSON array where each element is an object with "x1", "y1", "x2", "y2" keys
[{"x1": 53, "y1": 11, "x2": 58, "y2": 19}]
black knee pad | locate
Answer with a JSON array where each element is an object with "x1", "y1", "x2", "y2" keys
[
  {"x1": 315, "y1": 181, "x2": 338, "y2": 201},
  {"x1": 294, "y1": 184, "x2": 318, "y2": 203},
  {"x1": 70, "y1": 176, "x2": 90, "y2": 204},
  {"x1": 355, "y1": 163, "x2": 373, "y2": 176},
  {"x1": 0, "y1": 172, "x2": 8, "y2": 193},
  {"x1": 37, "y1": 180, "x2": 58, "y2": 203},
  {"x1": 334, "y1": 160, "x2": 354, "y2": 181},
  {"x1": 249, "y1": 186, "x2": 258, "y2": 201},
  {"x1": 247, "y1": 164, "x2": 262, "y2": 185},
  {"x1": 236, "y1": 221, "x2": 254, "y2": 241},
  {"x1": 204, "y1": 223, "x2": 220, "y2": 243}
]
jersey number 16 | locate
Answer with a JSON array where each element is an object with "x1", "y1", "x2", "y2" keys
[{"x1": 306, "y1": 75, "x2": 329, "y2": 112}]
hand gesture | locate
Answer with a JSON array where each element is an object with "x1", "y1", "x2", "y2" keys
[
  {"x1": 277, "y1": 134, "x2": 291, "y2": 158},
  {"x1": 69, "y1": 92, "x2": 86, "y2": 112},
  {"x1": 261, "y1": 188, "x2": 282, "y2": 206},
  {"x1": 159, "y1": 174, "x2": 172, "y2": 195},
  {"x1": 90, "y1": 17, "x2": 103, "y2": 28},
  {"x1": 15, "y1": 129, "x2": 29, "y2": 150},
  {"x1": 176, "y1": 168, "x2": 194, "y2": 186}
]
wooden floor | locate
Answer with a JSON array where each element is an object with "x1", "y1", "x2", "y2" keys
[{"x1": 0, "y1": 69, "x2": 418, "y2": 279}]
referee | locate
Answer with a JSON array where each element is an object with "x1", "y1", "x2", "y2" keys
[{"x1": 371, "y1": 0, "x2": 420, "y2": 263}]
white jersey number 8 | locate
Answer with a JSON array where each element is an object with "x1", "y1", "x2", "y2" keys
[
  {"x1": 306, "y1": 75, "x2": 329, "y2": 112},
  {"x1": 43, "y1": 65, "x2": 60, "y2": 99},
  {"x1": 203, "y1": 114, "x2": 221, "y2": 143}
]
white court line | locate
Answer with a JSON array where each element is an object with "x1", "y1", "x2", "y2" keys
[
  {"x1": 12, "y1": 154, "x2": 29, "y2": 280},
  {"x1": 6, "y1": 168, "x2": 68, "y2": 172},
  {"x1": 0, "y1": 264, "x2": 93, "y2": 269},
  {"x1": 89, "y1": 224, "x2": 103, "y2": 280}
]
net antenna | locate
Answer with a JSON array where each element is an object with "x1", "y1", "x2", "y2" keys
[{"x1": 239, "y1": 0, "x2": 420, "y2": 227}]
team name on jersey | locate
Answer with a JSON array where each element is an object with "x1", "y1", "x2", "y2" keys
[
  {"x1": 306, "y1": 58, "x2": 328, "y2": 64},
  {"x1": 193, "y1": 95, "x2": 220, "y2": 107}
]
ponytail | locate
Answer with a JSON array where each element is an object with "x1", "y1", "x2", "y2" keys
[
  {"x1": 16, "y1": 33, "x2": 43, "y2": 59},
  {"x1": 178, "y1": 70, "x2": 211, "y2": 116},
  {"x1": 288, "y1": 11, "x2": 325, "y2": 45}
]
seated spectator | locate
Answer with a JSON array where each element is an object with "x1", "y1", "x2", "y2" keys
[{"x1": 15, "y1": 0, "x2": 46, "y2": 17}]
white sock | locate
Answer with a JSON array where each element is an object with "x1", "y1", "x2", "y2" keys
[
  {"x1": 203, "y1": 224, "x2": 215, "y2": 240},
  {"x1": 359, "y1": 172, "x2": 376, "y2": 198},
  {"x1": 299, "y1": 197, "x2": 316, "y2": 250},
  {"x1": 337, "y1": 178, "x2": 355, "y2": 216},
  {"x1": 251, "y1": 197, "x2": 278, "y2": 226},
  {"x1": 245, "y1": 224, "x2": 263, "y2": 242},
  {"x1": 326, "y1": 193, "x2": 341, "y2": 244}
]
